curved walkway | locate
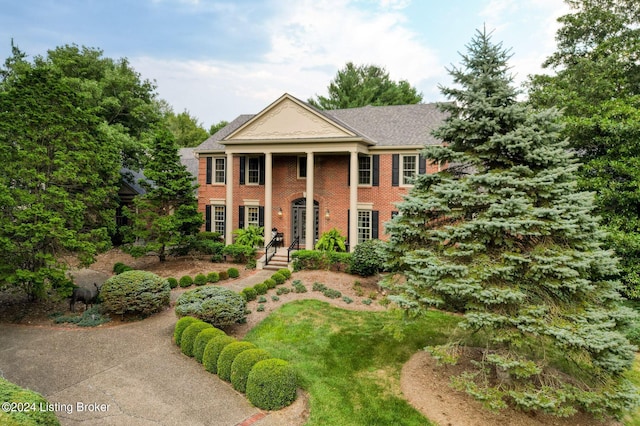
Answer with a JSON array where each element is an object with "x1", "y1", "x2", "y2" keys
[{"x1": 0, "y1": 270, "x2": 299, "y2": 426}]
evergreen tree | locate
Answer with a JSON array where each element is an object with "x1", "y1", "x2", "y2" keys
[
  {"x1": 124, "y1": 127, "x2": 202, "y2": 262},
  {"x1": 386, "y1": 29, "x2": 638, "y2": 418}
]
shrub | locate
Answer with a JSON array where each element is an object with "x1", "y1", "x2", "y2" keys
[
  {"x1": 277, "y1": 268, "x2": 292, "y2": 279},
  {"x1": 271, "y1": 272, "x2": 286, "y2": 285},
  {"x1": 203, "y1": 335, "x2": 236, "y2": 374},
  {"x1": 0, "y1": 377, "x2": 61, "y2": 425},
  {"x1": 217, "y1": 341, "x2": 257, "y2": 382},
  {"x1": 167, "y1": 277, "x2": 179, "y2": 289},
  {"x1": 342, "y1": 296, "x2": 353, "y2": 304},
  {"x1": 254, "y1": 283, "x2": 268, "y2": 295},
  {"x1": 292, "y1": 250, "x2": 351, "y2": 271},
  {"x1": 241, "y1": 287, "x2": 257, "y2": 302},
  {"x1": 312, "y1": 282, "x2": 327, "y2": 292},
  {"x1": 180, "y1": 321, "x2": 213, "y2": 357},
  {"x1": 327, "y1": 251, "x2": 352, "y2": 272},
  {"x1": 292, "y1": 280, "x2": 307, "y2": 293},
  {"x1": 276, "y1": 287, "x2": 291, "y2": 296},
  {"x1": 227, "y1": 267, "x2": 240, "y2": 278},
  {"x1": 219, "y1": 270, "x2": 229, "y2": 280},
  {"x1": 231, "y1": 348, "x2": 272, "y2": 393},
  {"x1": 246, "y1": 358, "x2": 297, "y2": 410},
  {"x1": 53, "y1": 306, "x2": 111, "y2": 327},
  {"x1": 271, "y1": 295, "x2": 280, "y2": 302},
  {"x1": 257, "y1": 296, "x2": 267, "y2": 303},
  {"x1": 257, "y1": 304, "x2": 265, "y2": 312},
  {"x1": 174, "y1": 316, "x2": 199, "y2": 346},
  {"x1": 207, "y1": 272, "x2": 220, "y2": 283},
  {"x1": 350, "y1": 239, "x2": 387, "y2": 276},
  {"x1": 193, "y1": 327, "x2": 226, "y2": 363},
  {"x1": 101, "y1": 270, "x2": 170, "y2": 316},
  {"x1": 179, "y1": 275, "x2": 194, "y2": 288},
  {"x1": 323, "y1": 288, "x2": 342, "y2": 299},
  {"x1": 223, "y1": 244, "x2": 256, "y2": 263},
  {"x1": 362, "y1": 298, "x2": 372, "y2": 305},
  {"x1": 232, "y1": 226, "x2": 264, "y2": 247},
  {"x1": 112, "y1": 262, "x2": 133, "y2": 275},
  {"x1": 264, "y1": 278, "x2": 277, "y2": 289},
  {"x1": 195, "y1": 232, "x2": 225, "y2": 257},
  {"x1": 194, "y1": 273, "x2": 208, "y2": 286},
  {"x1": 315, "y1": 228, "x2": 347, "y2": 252},
  {"x1": 175, "y1": 286, "x2": 247, "y2": 328}
]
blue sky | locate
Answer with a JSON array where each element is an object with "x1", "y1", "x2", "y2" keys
[{"x1": 0, "y1": 0, "x2": 569, "y2": 128}]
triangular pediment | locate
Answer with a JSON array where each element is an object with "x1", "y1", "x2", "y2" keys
[{"x1": 225, "y1": 94, "x2": 356, "y2": 141}]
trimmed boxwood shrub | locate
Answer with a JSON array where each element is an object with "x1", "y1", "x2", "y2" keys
[
  {"x1": 350, "y1": 238, "x2": 387, "y2": 276},
  {"x1": 193, "y1": 327, "x2": 226, "y2": 363},
  {"x1": 217, "y1": 341, "x2": 257, "y2": 382},
  {"x1": 180, "y1": 321, "x2": 212, "y2": 357},
  {"x1": 241, "y1": 287, "x2": 257, "y2": 301},
  {"x1": 0, "y1": 377, "x2": 61, "y2": 425},
  {"x1": 227, "y1": 267, "x2": 240, "y2": 278},
  {"x1": 246, "y1": 358, "x2": 297, "y2": 410},
  {"x1": 175, "y1": 286, "x2": 247, "y2": 328},
  {"x1": 219, "y1": 270, "x2": 229, "y2": 280},
  {"x1": 277, "y1": 268, "x2": 292, "y2": 279},
  {"x1": 167, "y1": 277, "x2": 179, "y2": 289},
  {"x1": 101, "y1": 270, "x2": 170, "y2": 316},
  {"x1": 194, "y1": 273, "x2": 208, "y2": 286},
  {"x1": 179, "y1": 275, "x2": 194, "y2": 288},
  {"x1": 271, "y1": 272, "x2": 286, "y2": 285},
  {"x1": 263, "y1": 278, "x2": 277, "y2": 289},
  {"x1": 174, "y1": 316, "x2": 199, "y2": 346},
  {"x1": 231, "y1": 349, "x2": 272, "y2": 393},
  {"x1": 203, "y1": 335, "x2": 236, "y2": 374},
  {"x1": 254, "y1": 283, "x2": 268, "y2": 295},
  {"x1": 207, "y1": 272, "x2": 220, "y2": 283}
]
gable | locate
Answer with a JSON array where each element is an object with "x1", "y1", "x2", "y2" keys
[{"x1": 226, "y1": 94, "x2": 356, "y2": 141}]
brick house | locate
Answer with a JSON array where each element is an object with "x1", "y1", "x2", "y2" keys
[{"x1": 194, "y1": 93, "x2": 445, "y2": 252}]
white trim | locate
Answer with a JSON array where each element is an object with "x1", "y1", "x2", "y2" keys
[
  {"x1": 209, "y1": 198, "x2": 225, "y2": 204},
  {"x1": 400, "y1": 154, "x2": 418, "y2": 187},
  {"x1": 212, "y1": 156, "x2": 226, "y2": 185},
  {"x1": 243, "y1": 199, "x2": 260, "y2": 206}
]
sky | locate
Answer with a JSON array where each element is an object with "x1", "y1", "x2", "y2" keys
[{"x1": 0, "y1": 0, "x2": 571, "y2": 129}]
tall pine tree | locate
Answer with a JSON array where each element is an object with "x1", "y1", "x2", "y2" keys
[{"x1": 386, "y1": 29, "x2": 638, "y2": 418}]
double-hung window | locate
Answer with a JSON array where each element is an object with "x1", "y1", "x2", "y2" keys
[
  {"x1": 246, "y1": 206, "x2": 260, "y2": 228},
  {"x1": 214, "y1": 157, "x2": 225, "y2": 184},
  {"x1": 358, "y1": 155, "x2": 372, "y2": 185},
  {"x1": 401, "y1": 155, "x2": 418, "y2": 186},
  {"x1": 213, "y1": 205, "x2": 225, "y2": 234},
  {"x1": 247, "y1": 157, "x2": 260, "y2": 185},
  {"x1": 357, "y1": 210, "x2": 372, "y2": 244}
]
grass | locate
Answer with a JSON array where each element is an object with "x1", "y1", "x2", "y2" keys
[
  {"x1": 624, "y1": 355, "x2": 640, "y2": 426},
  {"x1": 244, "y1": 299, "x2": 460, "y2": 425}
]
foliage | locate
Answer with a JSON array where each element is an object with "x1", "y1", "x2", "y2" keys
[
  {"x1": 312, "y1": 282, "x2": 327, "y2": 292},
  {"x1": 308, "y1": 62, "x2": 422, "y2": 110},
  {"x1": 277, "y1": 269, "x2": 292, "y2": 279},
  {"x1": 163, "y1": 107, "x2": 209, "y2": 147},
  {"x1": 52, "y1": 306, "x2": 111, "y2": 327},
  {"x1": 180, "y1": 321, "x2": 213, "y2": 357},
  {"x1": 175, "y1": 285, "x2": 247, "y2": 328},
  {"x1": 219, "y1": 270, "x2": 229, "y2": 280},
  {"x1": 315, "y1": 228, "x2": 347, "y2": 252},
  {"x1": 271, "y1": 295, "x2": 280, "y2": 302},
  {"x1": 527, "y1": 0, "x2": 640, "y2": 299},
  {"x1": 217, "y1": 341, "x2": 257, "y2": 382},
  {"x1": 254, "y1": 283, "x2": 268, "y2": 295},
  {"x1": 202, "y1": 335, "x2": 236, "y2": 374},
  {"x1": 291, "y1": 250, "x2": 351, "y2": 272},
  {"x1": 123, "y1": 127, "x2": 202, "y2": 262},
  {"x1": 385, "y1": 28, "x2": 639, "y2": 418},
  {"x1": 194, "y1": 273, "x2": 207, "y2": 286},
  {"x1": 179, "y1": 275, "x2": 193, "y2": 288},
  {"x1": 231, "y1": 348, "x2": 272, "y2": 393},
  {"x1": 264, "y1": 278, "x2": 277, "y2": 289},
  {"x1": 208, "y1": 120, "x2": 229, "y2": 136},
  {"x1": 101, "y1": 270, "x2": 170, "y2": 316},
  {"x1": 0, "y1": 376, "x2": 61, "y2": 425},
  {"x1": 246, "y1": 358, "x2": 298, "y2": 410},
  {"x1": 223, "y1": 244, "x2": 256, "y2": 264},
  {"x1": 271, "y1": 272, "x2": 286, "y2": 285},
  {"x1": 241, "y1": 287, "x2": 257, "y2": 302},
  {"x1": 350, "y1": 239, "x2": 387, "y2": 276},
  {"x1": 342, "y1": 296, "x2": 353, "y2": 304},
  {"x1": 194, "y1": 232, "x2": 225, "y2": 258},
  {"x1": 257, "y1": 304, "x2": 265, "y2": 312},
  {"x1": 233, "y1": 226, "x2": 264, "y2": 248},
  {"x1": 192, "y1": 327, "x2": 225, "y2": 364},
  {"x1": 322, "y1": 288, "x2": 342, "y2": 299},
  {"x1": 276, "y1": 287, "x2": 291, "y2": 296},
  {"x1": 258, "y1": 296, "x2": 267, "y2": 303},
  {"x1": 292, "y1": 280, "x2": 307, "y2": 293},
  {"x1": 227, "y1": 267, "x2": 240, "y2": 278},
  {"x1": 113, "y1": 262, "x2": 133, "y2": 275},
  {"x1": 206, "y1": 272, "x2": 220, "y2": 283},
  {"x1": 173, "y1": 316, "x2": 199, "y2": 346}
]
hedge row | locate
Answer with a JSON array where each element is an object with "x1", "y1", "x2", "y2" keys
[
  {"x1": 173, "y1": 316, "x2": 297, "y2": 410},
  {"x1": 0, "y1": 377, "x2": 61, "y2": 425},
  {"x1": 240, "y1": 269, "x2": 291, "y2": 302},
  {"x1": 170, "y1": 268, "x2": 240, "y2": 289}
]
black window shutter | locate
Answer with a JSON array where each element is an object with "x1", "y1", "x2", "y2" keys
[
  {"x1": 239, "y1": 156, "x2": 246, "y2": 185},
  {"x1": 347, "y1": 209, "x2": 350, "y2": 245},
  {"x1": 239, "y1": 206, "x2": 245, "y2": 229},
  {"x1": 372, "y1": 210, "x2": 379, "y2": 239},
  {"x1": 347, "y1": 157, "x2": 350, "y2": 186},
  {"x1": 258, "y1": 206, "x2": 265, "y2": 227},
  {"x1": 205, "y1": 205, "x2": 212, "y2": 232},
  {"x1": 259, "y1": 156, "x2": 265, "y2": 185},
  {"x1": 206, "y1": 157, "x2": 212, "y2": 184},
  {"x1": 392, "y1": 154, "x2": 399, "y2": 186},
  {"x1": 222, "y1": 206, "x2": 226, "y2": 235},
  {"x1": 372, "y1": 154, "x2": 380, "y2": 186},
  {"x1": 419, "y1": 155, "x2": 426, "y2": 175}
]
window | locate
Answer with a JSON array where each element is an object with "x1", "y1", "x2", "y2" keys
[
  {"x1": 213, "y1": 206, "x2": 225, "y2": 234},
  {"x1": 357, "y1": 210, "x2": 371, "y2": 244},
  {"x1": 246, "y1": 206, "x2": 260, "y2": 228},
  {"x1": 247, "y1": 157, "x2": 260, "y2": 184},
  {"x1": 297, "y1": 156, "x2": 307, "y2": 179},
  {"x1": 358, "y1": 155, "x2": 372, "y2": 185},
  {"x1": 214, "y1": 157, "x2": 225, "y2": 184},
  {"x1": 402, "y1": 155, "x2": 417, "y2": 185}
]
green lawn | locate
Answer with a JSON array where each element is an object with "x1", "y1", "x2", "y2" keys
[{"x1": 244, "y1": 300, "x2": 460, "y2": 425}]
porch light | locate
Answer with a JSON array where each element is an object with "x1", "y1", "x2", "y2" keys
[
  {"x1": 278, "y1": 207, "x2": 283, "y2": 217},
  {"x1": 325, "y1": 209, "x2": 330, "y2": 220}
]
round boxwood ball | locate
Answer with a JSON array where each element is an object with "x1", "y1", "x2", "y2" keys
[
  {"x1": 246, "y1": 358, "x2": 297, "y2": 410},
  {"x1": 193, "y1": 327, "x2": 226, "y2": 364},
  {"x1": 271, "y1": 272, "x2": 286, "y2": 285},
  {"x1": 174, "y1": 316, "x2": 199, "y2": 346},
  {"x1": 231, "y1": 349, "x2": 271, "y2": 393},
  {"x1": 202, "y1": 335, "x2": 236, "y2": 374},
  {"x1": 101, "y1": 270, "x2": 170, "y2": 316},
  {"x1": 180, "y1": 321, "x2": 213, "y2": 357},
  {"x1": 217, "y1": 341, "x2": 257, "y2": 382}
]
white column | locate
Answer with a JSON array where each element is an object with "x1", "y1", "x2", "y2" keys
[
  {"x1": 264, "y1": 152, "x2": 273, "y2": 247},
  {"x1": 305, "y1": 151, "x2": 315, "y2": 250},
  {"x1": 225, "y1": 152, "x2": 234, "y2": 244},
  {"x1": 349, "y1": 151, "x2": 358, "y2": 252}
]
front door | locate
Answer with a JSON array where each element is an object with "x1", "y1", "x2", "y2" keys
[{"x1": 291, "y1": 198, "x2": 319, "y2": 246}]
